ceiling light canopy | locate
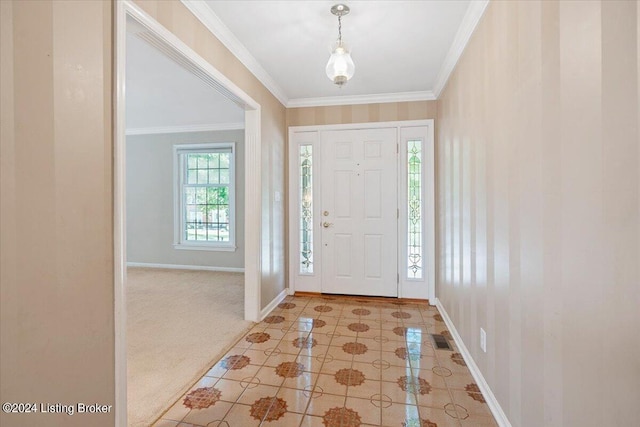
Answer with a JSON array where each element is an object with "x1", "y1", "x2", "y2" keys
[{"x1": 326, "y1": 4, "x2": 355, "y2": 87}]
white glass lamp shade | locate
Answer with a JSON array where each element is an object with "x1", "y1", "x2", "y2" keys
[{"x1": 325, "y1": 41, "x2": 355, "y2": 86}]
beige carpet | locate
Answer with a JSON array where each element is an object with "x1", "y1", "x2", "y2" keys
[{"x1": 126, "y1": 268, "x2": 252, "y2": 427}]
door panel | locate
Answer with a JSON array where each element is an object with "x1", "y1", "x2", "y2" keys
[
  {"x1": 334, "y1": 170, "x2": 352, "y2": 218},
  {"x1": 364, "y1": 170, "x2": 382, "y2": 219},
  {"x1": 364, "y1": 234, "x2": 383, "y2": 278},
  {"x1": 321, "y1": 128, "x2": 398, "y2": 297},
  {"x1": 335, "y1": 234, "x2": 352, "y2": 277}
]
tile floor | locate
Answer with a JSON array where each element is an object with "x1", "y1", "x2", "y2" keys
[{"x1": 153, "y1": 295, "x2": 497, "y2": 427}]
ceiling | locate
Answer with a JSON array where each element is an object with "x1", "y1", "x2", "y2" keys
[
  {"x1": 125, "y1": 1, "x2": 488, "y2": 129},
  {"x1": 188, "y1": 0, "x2": 487, "y2": 107},
  {"x1": 126, "y1": 17, "x2": 244, "y2": 133}
]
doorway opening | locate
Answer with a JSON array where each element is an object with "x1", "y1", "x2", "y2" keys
[{"x1": 114, "y1": 1, "x2": 262, "y2": 425}]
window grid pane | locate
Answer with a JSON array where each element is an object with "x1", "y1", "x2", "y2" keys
[
  {"x1": 408, "y1": 140, "x2": 423, "y2": 279},
  {"x1": 183, "y1": 152, "x2": 231, "y2": 243},
  {"x1": 299, "y1": 145, "x2": 313, "y2": 274}
]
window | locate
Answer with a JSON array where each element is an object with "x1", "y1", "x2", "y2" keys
[
  {"x1": 407, "y1": 139, "x2": 423, "y2": 278},
  {"x1": 299, "y1": 145, "x2": 313, "y2": 274},
  {"x1": 174, "y1": 143, "x2": 236, "y2": 251}
]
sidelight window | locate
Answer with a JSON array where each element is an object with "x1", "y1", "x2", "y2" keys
[
  {"x1": 299, "y1": 145, "x2": 313, "y2": 274},
  {"x1": 407, "y1": 140, "x2": 423, "y2": 279}
]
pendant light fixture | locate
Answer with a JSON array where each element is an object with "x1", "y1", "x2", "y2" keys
[{"x1": 326, "y1": 4, "x2": 355, "y2": 87}]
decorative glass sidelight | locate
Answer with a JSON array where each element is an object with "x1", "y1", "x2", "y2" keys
[
  {"x1": 300, "y1": 145, "x2": 313, "y2": 273},
  {"x1": 408, "y1": 140, "x2": 423, "y2": 279}
]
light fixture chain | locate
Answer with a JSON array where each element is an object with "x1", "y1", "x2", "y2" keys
[{"x1": 327, "y1": 4, "x2": 354, "y2": 87}]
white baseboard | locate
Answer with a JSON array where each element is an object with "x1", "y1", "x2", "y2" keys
[
  {"x1": 260, "y1": 288, "x2": 288, "y2": 321},
  {"x1": 435, "y1": 298, "x2": 512, "y2": 427},
  {"x1": 126, "y1": 262, "x2": 244, "y2": 273}
]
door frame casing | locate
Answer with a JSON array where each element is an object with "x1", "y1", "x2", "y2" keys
[
  {"x1": 114, "y1": 1, "x2": 262, "y2": 425},
  {"x1": 287, "y1": 120, "x2": 435, "y2": 302}
]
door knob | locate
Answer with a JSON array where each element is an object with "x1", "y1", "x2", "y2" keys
[{"x1": 322, "y1": 222, "x2": 333, "y2": 228}]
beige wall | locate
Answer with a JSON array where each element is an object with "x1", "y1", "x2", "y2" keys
[
  {"x1": 0, "y1": 1, "x2": 115, "y2": 426},
  {"x1": 1, "y1": 1, "x2": 287, "y2": 425},
  {"x1": 132, "y1": 0, "x2": 287, "y2": 308},
  {"x1": 437, "y1": 1, "x2": 640, "y2": 426},
  {"x1": 126, "y1": 130, "x2": 246, "y2": 269},
  {"x1": 286, "y1": 100, "x2": 437, "y2": 127}
]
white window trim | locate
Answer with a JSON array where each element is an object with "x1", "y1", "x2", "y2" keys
[
  {"x1": 399, "y1": 126, "x2": 434, "y2": 290},
  {"x1": 288, "y1": 132, "x2": 320, "y2": 289},
  {"x1": 173, "y1": 142, "x2": 237, "y2": 251}
]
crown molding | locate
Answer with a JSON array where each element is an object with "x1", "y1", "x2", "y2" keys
[
  {"x1": 287, "y1": 90, "x2": 436, "y2": 108},
  {"x1": 432, "y1": 0, "x2": 489, "y2": 98},
  {"x1": 126, "y1": 122, "x2": 245, "y2": 136},
  {"x1": 181, "y1": 0, "x2": 487, "y2": 108},
  {"x1": 180, "y1": 0, "x2": 289, "y2": 107}
]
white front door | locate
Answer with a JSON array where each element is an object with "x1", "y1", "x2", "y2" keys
[{"x1": 320, "y1": 128, "x2": 398, "y2": 297}]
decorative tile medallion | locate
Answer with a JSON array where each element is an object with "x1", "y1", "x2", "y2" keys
[
  {"x1": 465, "y1": 384, "x2": 486, "y2": 402},
  {"x1": 171, "y1": 295, "x2": 493, "y2": 427},
  {"x1": 240, "y1": 377, "x2": 261, "y2": 389},
  {"x1": 391, "y1": 311, "x2": 412, "y2": 319},
  {"x1": 393, "y1": 326, "x2": 410, "y2": 337},
  {"x1": 394, "y1": 347, "x2": 422, "y2": 361},
  {"x1": 311, "y1": 318, "x2": 327, "y2": 328},
  {"x1": 444, "y1": 403, "x2": 469, "y2": 420},
  {"x1": 432, "y1": 366, "x2": 452, "y2": 377},
  {"x1": 372, "y1": 359, "x2": 391, "y2": 369},
  {"x1": 316, "y1": 353, "x2": 334, "y2": 364},
  {"x1": 373, "y1": 335, "x2": 389, "y2": 344},
  {"x1": 264, "y1": 348, "x2": 281, "y2": 357},
  {"x1": 293, "y1": 337, "x2": 317, "y2": 349},
  {"x1": 250, "y1": 396, "x2": 288, "y2": 421},
  {"x1": 278, "y1": 302, "x2": 297, "y2": 309},
  {"x1": 451, "y1": 353, "x2": 466, "y2": 366},
  {"x1": 275, "y1": 361, "x2": 304, "y2": 378},
  {"x1": 347, "y1": 322, "x2": 370, "y2": 333},
  {"x1": 182, "y1": 386, "x2": 222, "y2": 410},
  {"x1": 334, "y1": 368, "x2": 366, "y2": 386},
  {"x1": 303, "y1": 384, "x2": 324, "y2": 399},
  {"x1": 342, "y1": 342, "x2": 368, "y2": 355},
  {"x1": 220, "y1": 354, "x2": 250, "y2": 370},
  {"x1": 246, "y1": 332, "x2": 271, "y2": 344},
  {"x1": 397, "y1": 376, "x2": 432, "y2": 395},
  {"x1": 322, "y1": 406, "x2": 362, "y2": 427},
  {"x1": 370, "y1": 394, "x2": 393, "y2": 408},
  {"x1": 263, "y1": 315, "x2": 285, "y2": 324}
]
